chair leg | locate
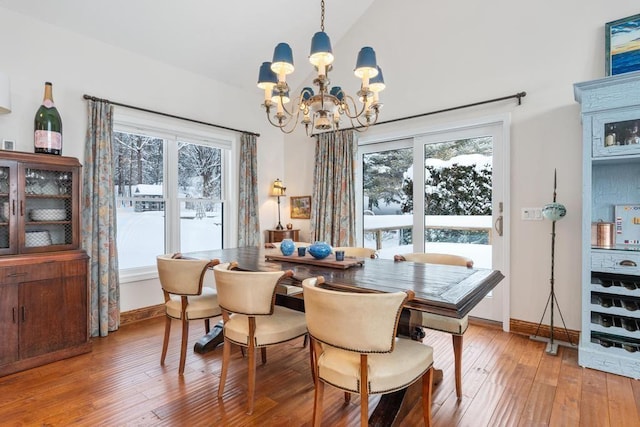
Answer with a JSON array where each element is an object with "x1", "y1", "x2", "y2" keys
[
  {"x1": 218, "y1": 337, "x2": 231, "y2": 399},
  {"x1": 453, "y1": 334, "x2": 463, "y2": 399},
  {"x1": 160, "y1": 316, "x2": 171, "y2": 366},
  {"x1": 204, "y1": 318, "x2": 211, "y2": 334},
  {"x1": 422, "y1": 367, "x2": 434, "y2": 427},
  {"x1": 309, "y1": 337, "x2": 316, "y2": 383},
  {"x1": 261, "y1": 347, "x2": 267, "y2": 365},
  {"x1": 178, "y1": 317, "x2": 189, "y2": 375},
  {"x1": 360, "y1": 355, "x2": 368, "y2": 427},
  {"x1": 247, "y1": 317, "x2": 257, "y2": 415},
  {"x1": 312, "y1": 377, "x2": 325, "y2": 427}
]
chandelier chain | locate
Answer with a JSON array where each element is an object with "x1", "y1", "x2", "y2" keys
[{"x1": 320, "y1": 0, "x2": 325, "y2": 31}]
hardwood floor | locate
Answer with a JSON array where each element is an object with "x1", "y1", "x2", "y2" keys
[{"x1": 0, "y1": 317, "x2": 638, "y2": 426}]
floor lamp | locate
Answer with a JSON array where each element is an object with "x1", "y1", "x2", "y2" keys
[
  {"x1": 532, "y1": 169, "x2": 573, "y2": 355},
  {"x1": 271, "y1": 178, "x2": 286, "y2": 230}
]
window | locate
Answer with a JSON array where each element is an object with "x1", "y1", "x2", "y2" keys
[{"x1": 113, "y1": 113, "x2": 235, "y2": 281}]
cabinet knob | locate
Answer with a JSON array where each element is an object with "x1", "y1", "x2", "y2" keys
[{"x1": 619, "y1": 260, "x2": 637, "y2": 267}]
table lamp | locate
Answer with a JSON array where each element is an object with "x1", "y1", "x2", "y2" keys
[{"x1": 271, "y1": 178, "x2": 286, "y2": 230}]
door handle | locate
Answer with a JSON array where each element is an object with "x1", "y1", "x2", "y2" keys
[{"x1": 494, "y1": 215, "x2": 503, "y2": 237}]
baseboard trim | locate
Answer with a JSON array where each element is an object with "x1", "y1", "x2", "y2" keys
[
  {"x1": 120, "y1": 304, "x2": 165, "y2": 326},
  {"x1": 510, "y1": 318, "x2": 580, "y2": 345}
]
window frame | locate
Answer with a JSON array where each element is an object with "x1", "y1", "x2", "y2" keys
[{"x1": 113, "y1": 110, "x2": 238, "y2": 283}]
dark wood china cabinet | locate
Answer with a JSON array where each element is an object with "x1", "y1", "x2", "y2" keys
[{"x1": 0, "y1": 151, "x2": 90, "y2": 377}]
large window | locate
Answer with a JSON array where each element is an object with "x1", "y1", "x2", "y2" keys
[{"x1": 113, "y1": 116, "x2": 233, "y2": 280}]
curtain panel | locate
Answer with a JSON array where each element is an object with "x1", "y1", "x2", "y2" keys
[
  {"x1": 238, "y1": 133, "x2": 261, "y2": 246},
  {"x1": 311, "y1": 130, "x2": 357, "y2": 246},
  {"x1": 82, "y1": 99, "x2": 120, "y2": 337}
]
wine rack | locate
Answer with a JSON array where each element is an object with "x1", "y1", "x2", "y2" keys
[{"x1": 576, "y1": 72, "x2": 640, "y2": 379}]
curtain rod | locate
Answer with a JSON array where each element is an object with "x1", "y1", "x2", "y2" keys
[
  {"x1": 313, "y1": 91, "x2": 527, "y2": 137},
  {"x1": 82, "y1": 94, "x2": 260, "y2": 137}
]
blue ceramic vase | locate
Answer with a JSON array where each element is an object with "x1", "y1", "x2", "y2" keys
[
  {"x1": 308, "y1": 241, "x2": 332, "y2": 259},
  {"x1": 280, "y1": 238, "x2": 295, "y2": 256}
]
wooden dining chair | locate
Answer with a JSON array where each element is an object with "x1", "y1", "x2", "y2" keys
[
  {"x1": 156, "y1": 253, "x2": 221, "y2": 375},
  {"x1": 213, "y1": 262, "x2": 308, "y2": 415},
  {"x1": 302, "y1": 276, "x2": 434, "y2": 427},
  {"x1": 331, "y1": 246, "x2": 378, "y2": 259},
  {"x1": 394, "y1": 252, "x2": 473, "y2": 399}
]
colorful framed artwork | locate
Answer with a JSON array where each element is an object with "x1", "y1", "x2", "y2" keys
[
  {"x1": 290, "y1": 196, "x2": 311, "y2": 219},
  {"x1": 606, "y1": 13, "x2": 640, "y2": 76}
]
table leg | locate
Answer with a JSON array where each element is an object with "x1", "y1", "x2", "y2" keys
[
  {"x1": 368, "y1": 310, "x2": 444, "y2": 425},
  {"x1": 193, "y1": 321, "x2": 224, "y2": 354}
]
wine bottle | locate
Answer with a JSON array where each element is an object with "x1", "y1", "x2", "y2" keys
[{"x1": 34, "y1": 82, "x2": 62, "y2": 155}]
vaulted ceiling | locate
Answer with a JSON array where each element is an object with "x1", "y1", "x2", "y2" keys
[{"x1": 0, "y1": 0, "x2": 377, "y2": 93}]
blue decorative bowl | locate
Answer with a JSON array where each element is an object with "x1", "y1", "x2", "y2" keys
[
  {"x1": 308, "y1": 241, "x2": 332, "y2": 260},
  {"x1": 280, "y1": 239, "x2": 295, "y2": 256}
]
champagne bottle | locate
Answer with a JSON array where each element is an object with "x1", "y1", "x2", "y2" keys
[{"x1": 34, "y1": 82, "x2": 62, "y2": 155}]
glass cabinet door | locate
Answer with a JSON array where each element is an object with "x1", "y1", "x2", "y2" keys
[
  {"x1": 0, "y1": 165, "x2": 10, "y2": 251},
  {"x1": 22, "y1": 166, "x2": 74, "y2": 251},
  {"x1": 593, "y1": 112, "x2": 640, "y2": 157}
]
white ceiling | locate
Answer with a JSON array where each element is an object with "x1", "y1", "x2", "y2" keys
[{"x1": 0, "y1": 0, "x2": 377, "y2": 92}]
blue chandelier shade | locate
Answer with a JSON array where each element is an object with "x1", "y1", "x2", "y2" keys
[
  {"x1": 354, "y1": 47, "x2": 379, "y2": 78},
  {"x1": 369, "y1": 66, "x2": 386, "y2": 92},
  {"x1": 309, "y1": 31, "x2": 334, "y2": 65},
  {"x1": 271, "y1": 43, "x2": 295, "y2": 75},
  {"x1": 329, "y1": 86, "x2": 344, "y2": 101},
  {"x1": 301, "y1": 87, "x2": 314, "y2": 101},
  {"x1": 257, "y1": 62, "x2": 278, "y2": 88}
]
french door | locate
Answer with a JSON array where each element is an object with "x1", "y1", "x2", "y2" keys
[{"x1": 358, "y1": 117, "x2": 510, "y2": 326}]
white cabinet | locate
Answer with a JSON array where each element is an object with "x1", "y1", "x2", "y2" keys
[{"x1": 575, "y1": 71, "x2": 640, "y2": 379}]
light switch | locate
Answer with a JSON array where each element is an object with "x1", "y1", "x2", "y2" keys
[{"x1": 522, "y1": 207, "x2": 543, "y2": 221}]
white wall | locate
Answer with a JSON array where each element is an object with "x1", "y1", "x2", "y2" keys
[
  {"x1": 284, "y1": 0, "x2": 640, "y2": 330},
  {"x1": 0, "y1": 8, "x2": 286, "y2": 311}
]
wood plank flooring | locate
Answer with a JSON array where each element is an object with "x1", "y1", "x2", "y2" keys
[{"x1": 0, "y1": 317, "x2": 638, "y2": 426}]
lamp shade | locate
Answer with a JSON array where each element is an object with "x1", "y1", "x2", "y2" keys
[
  {"x1": 329, "y1": 86, "x2": 344, "y2": 101},
  {"x1": 257, "y1": 62, "x2": 277, "y2": 89},
  {"x1": 309, "y1": 31, "x2": 334, "y2": 66},
  {"x1": 271, "y1": 178, "x2": 286, "y2": 196},
  {"x1": 369, "y1": 66, "x2": 386, "y2": 93},
  {"x1": 354, "y1": 47, "x2": 379, "y2": 79},
  {"x1": 0, "y1": 72, "x2": 11, "y2": 114},
  {"x1": 301, "y1": 87, "x2": 314, "y2": 101},
  {"x1": 272, "y1": 89, "x2": 290, "y2": 105},
  {"x1": 271, "y1": 43, "x2": 295, "y2": 75}
]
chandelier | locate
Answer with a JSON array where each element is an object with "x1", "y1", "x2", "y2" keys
[{"x1": 257, "y1": 0, "x2": 385, "y2": 135}]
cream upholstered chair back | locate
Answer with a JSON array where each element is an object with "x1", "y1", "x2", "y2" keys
[
  {"x1": 213, "y1": 262, "x2": 287, "y2": 315},
  {"x1": 399, "y1": 252, "x2": 473, "y2": 268},
  {"x1": 156, "y1": 254, "x2": 221, "y2": 375},
  {"x1": 157, "y1": 253, "x2": 216, "y2": 296},
  {"x1": 331, "y1": 246, "x2": 378, "y2": 259},
  {"x1": 302, "y1": 277, "x2": 409, "y2": 353}
]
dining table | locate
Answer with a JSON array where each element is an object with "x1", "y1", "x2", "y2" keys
[{"x1": 186, "y1": 246, "x2": 504, "y2": 426}]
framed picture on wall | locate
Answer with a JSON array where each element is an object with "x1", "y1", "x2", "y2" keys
[
  {"x1": 606, "y1": 13, "x2": 640, "y2": 76},
  {"x1": 290, "y1": 196, "x2": 311, "y2": 219}
]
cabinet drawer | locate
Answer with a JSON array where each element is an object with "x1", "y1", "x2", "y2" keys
[
  {"x1": 0, "y1": 262, "x2": 61, "y2": 284},
  {"x1": 591, "y1": 251, "x2": 640, "y2": 275}
]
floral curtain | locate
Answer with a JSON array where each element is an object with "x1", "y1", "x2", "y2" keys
[
  {"x1": 238, "y1": 133, "x2": 261, "y2": 246},
  {"x1": 82, "y1": 99, "x2": 120, "y2": 337},
  {"x1": 311, "y1": 130, "x2": 357, "y2": 246}
]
